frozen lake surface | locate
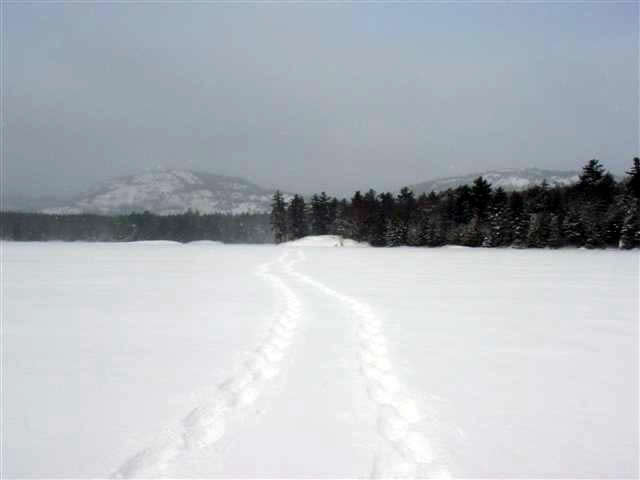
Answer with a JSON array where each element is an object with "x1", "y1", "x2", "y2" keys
[{"x1": 2, "y1": 240, "x2": 638, "y2": 478}]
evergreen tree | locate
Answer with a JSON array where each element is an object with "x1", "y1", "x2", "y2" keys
[
  {"x1": 287, "y1": 194, "x2": 307, "y2": 240},
  {"x1": 511, "y1": 213, "x2": 530, "y2": 248},
  {"x1": 350, "y1": 191, "x2": 367, "y2": 242},
  {"x1": 625, "y1": 157, "x2": 640, "y2": 198},
  {"x1": 619, "y1": 200, "x2": 639, "y2": 249},
  {"x1": 326, "y1": 198, "x2": 339, "y2": 234},
  {"x1": 577, "y1": 158, "x2": 616, "y2": 202},
  {"x1": 579, "y1": 159, "x2": 605, "y2": 188},
  {"x1": 562, "y1": 209, "x2": 584, "y2": 247},
  {"x1": 395, "y1": 187, "x2": 417, "y2": 244},
  {"x1": 470, "y1": 176, "x2": 493, "y2": 218},
  {"x1": 310, "y1": 192, "x2": 330, "y2": 235},
  {"x1": 526, "y1": 212, "x2": 550, "y2": 248},
  {"x1": 461, "y1": 216, "x2": 484, "y2": 247},
  {"x1": 270, "y1": 190, "x2": 288, "y2": 244},
  {"x1": 483, "y1": 203, "x2": 509, "y2": 247},
  {"x1": 384, "y1": 217, "x2": 404, "y2": 247},
  {"x1": 361, "y1": 189, "x2": 379, "y2": 243},
  {"x1": 547, "y1": 214, "x2": 564, "y2": 248}
]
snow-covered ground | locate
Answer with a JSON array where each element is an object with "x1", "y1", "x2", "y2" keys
[{"x1": 2, "y1": 240, "x2": 638, "y2": 478}]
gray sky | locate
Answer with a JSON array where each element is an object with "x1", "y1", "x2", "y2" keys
[{"x1": 4, "y1": 2, "x2": 638, "y2": 197}]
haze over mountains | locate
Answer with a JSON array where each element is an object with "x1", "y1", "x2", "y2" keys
[{"x1": 4, "y1": 167, "x2": 581, "y2": 215}]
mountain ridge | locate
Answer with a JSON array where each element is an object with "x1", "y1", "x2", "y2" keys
[
  {"x1": 409, "y1": 167, "x2": 580, "y2": 194},
  {"x1": 39, "y1": 169, "x2": 283, "y2": 215}
]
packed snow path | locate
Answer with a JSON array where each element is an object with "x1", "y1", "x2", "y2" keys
[
  {"x1": 284, "y1": 249, "x2": 451, "y2": 479},
  {"x1": 111, "y1": 248, "x2": 449, "y2": 478},
  {"x1": 112, "y1": 251, "x2": 303, "y2": 478}
]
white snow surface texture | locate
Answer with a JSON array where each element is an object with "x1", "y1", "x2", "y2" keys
[{"x1": 2, "y1": 240, "x2": 638, "y2": 478}]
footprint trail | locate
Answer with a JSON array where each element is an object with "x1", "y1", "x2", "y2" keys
[
  {"x1": 284, "y1": 248, "x2": 451, "y2": 479},
  {"x1": 112, "y1": 251, "x2": 302, "y2": 478}
]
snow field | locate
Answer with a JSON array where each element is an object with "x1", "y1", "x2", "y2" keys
[
  {"x1": 2, "y1": 241, "x2": 637, "y2": 478},
  {"x1": 285, "y1": 250, "x2": 450, "y2": 478},
  {"x1": 112, "y1": 251, "x2": 303, "y2": 477}
]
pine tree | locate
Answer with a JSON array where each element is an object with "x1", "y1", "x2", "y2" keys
[
  {"x1": 579, "y1": 159, "x2": 605, "y2": 188},
  {"x1": 511, "y1": 213, "x2": 530, "y2": 248},
  {"x1": 396, "y1": 187, "x2": 417, "y2": 244},
  {"x1": 350, "y1": 191, "x2": 366, "y2": 242},
  {"x1": 619, "y1": 200, "x2": 639, "y2": 249},
  {"x1": 407, "y1": 211, "x2": 430, "y2": 247},
  {"x1": 582, "y1": 203, "x2": 606, "y2": 249},
  {"x1": 562, "y1": 210, "x2": 584, "y2": 247},
  {"x1": 362, "y1": 189, "x2": 379, "y2": 243},
  {"x1": 547, "y1": 214, "x2": 564, "y2": 248},
  {"x1": 625, "y1": 157, "x2": 640, "y2": 198},
  {"x1": 483, "y1": 204, "x2": 508, "y2": 247},
  {"x1": 385, "y1": 217, "x2": 404, "y2": 247},
  {"x1": 287, "y1": 194, "x2": 307, "y2": 240},
  {"x1": 270, "y1": 190, "x2": 288, "y2": 244},
  {"x1": 310, "y1": 193, "x2": 330, "y2": 235},
  {"x1": 577, "y1": 158, "x2": 616, "y2": 202},
  {"x1": 470, "y1": 176, "x2": 493, "y2": 218},
  {"x1": 326, "y1": 198, "x2": 339, "y2": 234},
  {"x1": 461, "y1": 216, "x2": 483, "y2": 247},
  {"x1": 526, "y1": 212, "x2": 550, "y2": 248}
]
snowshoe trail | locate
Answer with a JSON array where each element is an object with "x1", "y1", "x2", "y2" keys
[
  {"x1": 111, "y1": 251, "x2": 302, "y2": 478},
  {"x1": 285, "y1": 248, "x2": 452, "y2": 479}
]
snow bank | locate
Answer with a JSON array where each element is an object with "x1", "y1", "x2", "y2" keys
[
  {"x1": 124, "y1": 240, "x2": 183, "y2": 246},
  {"x1": 187, "y1": 240, "x2": 224, "y2": 246},
  {"x1": 283, "y1": 235, "x2": 368, "y2": 247}
]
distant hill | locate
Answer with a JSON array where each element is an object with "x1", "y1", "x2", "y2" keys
[
  {"x1": 410, "y1": 168, "x2": 580, "y2": 194},
  {"x1": 36, "y1": 170, "x2": 284, "y2": 215}
]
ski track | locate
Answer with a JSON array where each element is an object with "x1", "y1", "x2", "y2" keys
[
  {"x1": 284, "y1": 248, "x2": 452, "y2": 479},
  {"x1": 111, "y1": 251, "x2": 302, "y2": 478}
]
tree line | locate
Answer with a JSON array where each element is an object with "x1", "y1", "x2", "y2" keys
[
  {"x1": 0, "y1": 210, "x2": 272, "y2": 244},
  {"x1": 271, "y1": 158, "x2": 640, "y2": 249}
]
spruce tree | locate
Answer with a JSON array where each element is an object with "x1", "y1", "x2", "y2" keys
[
  {"x1": 562, "y1": 210, "x2": 584, "y2": 247},
  {"x1": 287, "y1": 194, "x2": 307, "y2": 240},
  {"x1": 470, "y1": 176, "x2": 493, "y2": 218},
  {"x1": 385, "y1": 217, "x2": 404, "y2": 247},
  {"x1": 626, "y1": 157, "x2": 640, "y2": 198},
  {"x1": 526, "y1": 212, "x2": 550, "y2": 248},
  {"x1": 547, "y1": 214, "x2": 564, "y2": 248},
  {"x1": 310, "y1": 193, "x2": 330, "y2": 235},
  {"x1": 270, "y1": 190, "x2": 288, "y2": 244},
  {"x1": 484, "y1": 203, "x2": 508, "y2": 247},
  {"x1": 461, "y1": 216, "x2": 484, "y2": 247},
  {"x1": 619, "y1": 200, "x2": 639, "y2": 249},
  {"x1": 511, "y1": 213, "x2": 530, "y2": 248}
]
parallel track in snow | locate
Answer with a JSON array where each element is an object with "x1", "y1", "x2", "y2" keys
[
  {"x1": 284, "y1": 248, "x2": 451, "y2": 479},
  {"x1": 112, "y1": 248, "x2": 451, "y2": 479},
  {"x1": 112, "y1": 251, "x2": 302, "y2": 478}
]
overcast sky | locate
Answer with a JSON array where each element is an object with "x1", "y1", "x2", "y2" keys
[{"x1": 4, "y1": 2, "x2": 638, "y2": 197}]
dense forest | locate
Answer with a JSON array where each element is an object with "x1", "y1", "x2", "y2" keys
[
  {"x1": 271, "y1": 158, "x2": 640, "y2": 249},
  {"x1": 0, "y1": 210, "x2": 272, "y2": 243}
]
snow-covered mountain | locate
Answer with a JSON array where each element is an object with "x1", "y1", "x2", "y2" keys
[
  {"x1": 410, "y1": 168, "x2": 580, "y2": 194},
  {"x1": 42, "y1": 170, "x2": 281, "y2": 215}
]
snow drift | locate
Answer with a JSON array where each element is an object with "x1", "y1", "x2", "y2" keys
[{"x1": 283, "y1": 235, "x2": 369, "y2": 248}]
